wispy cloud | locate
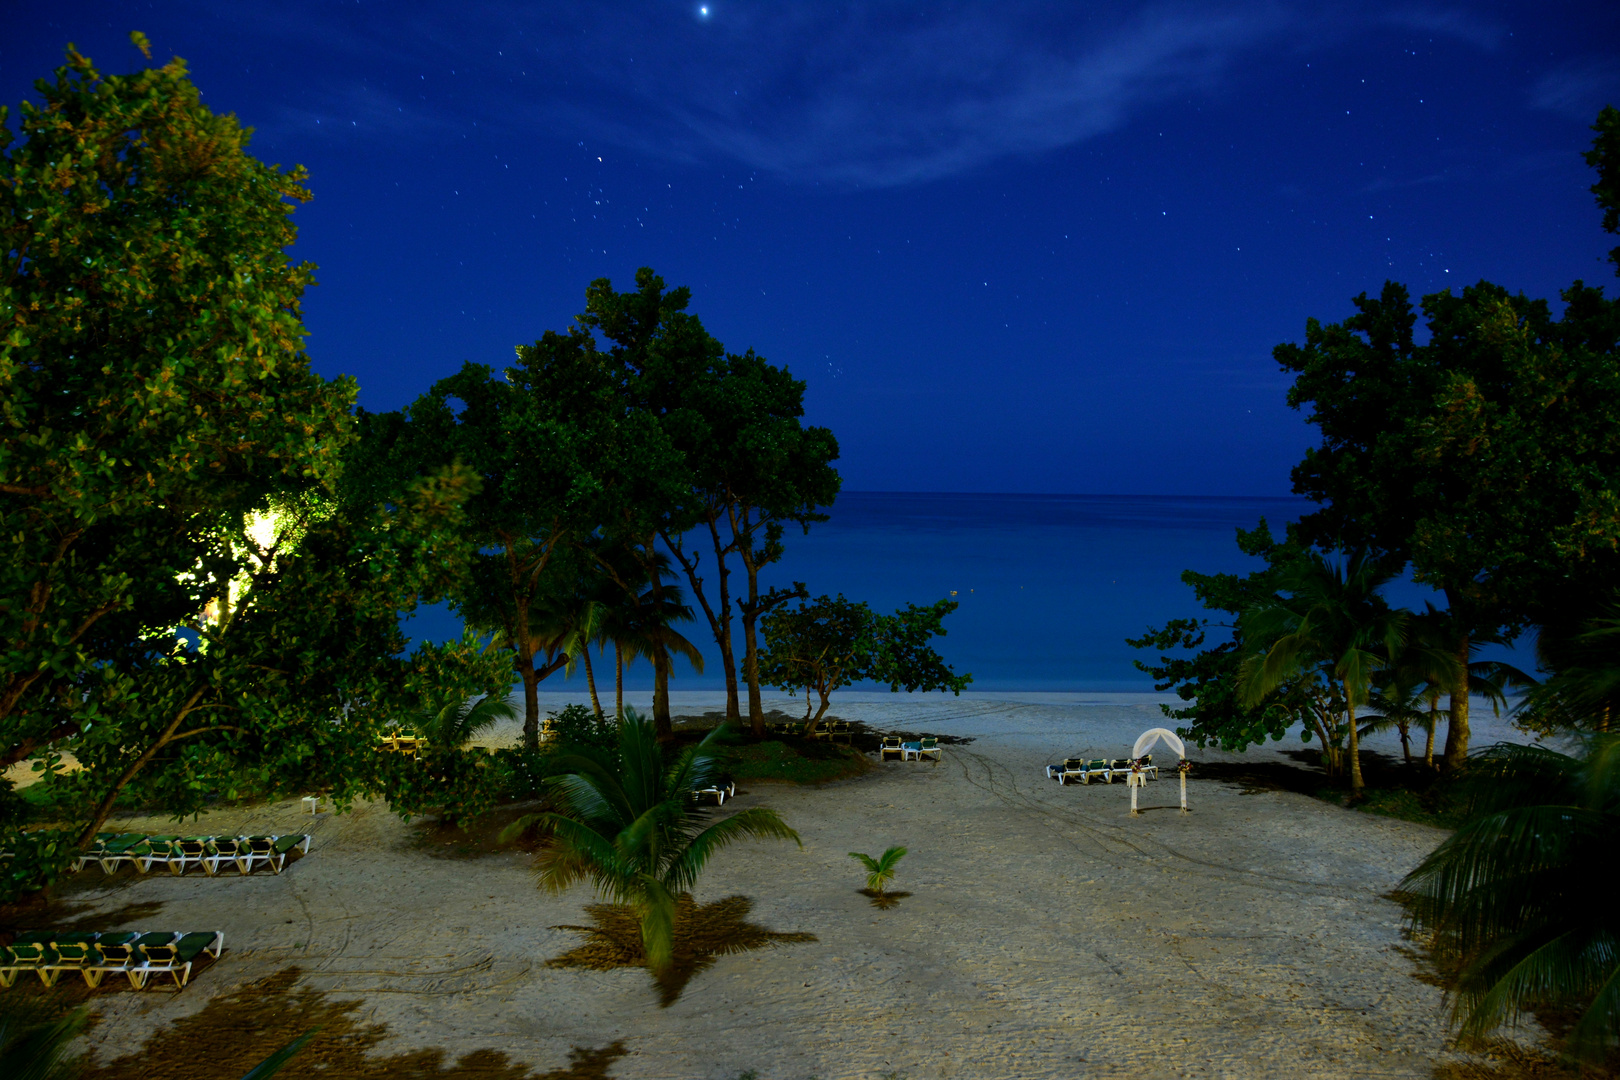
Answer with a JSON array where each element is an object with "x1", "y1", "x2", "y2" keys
[
  {"x1": 1531, "y1": 60, "x2": 1620, "y2": 120},
  {"x1": 230, "y1": 0, "x2": 1517, "y2": 188}
]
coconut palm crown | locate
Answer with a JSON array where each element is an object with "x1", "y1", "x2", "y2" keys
[
  {"x1": 501, "y1": 708, "x2": 799, "y2": 974},
  {"x1": 1239, "y1": 547, "x2": 1407, "y2": 793},
  {"x1": 1401, "y1": 735, "x2": 1620, "y2": 1060}
]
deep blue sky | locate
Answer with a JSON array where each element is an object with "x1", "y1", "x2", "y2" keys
[{"x1": 8, "y1": 2, "x2": 1618, "y2": 496}]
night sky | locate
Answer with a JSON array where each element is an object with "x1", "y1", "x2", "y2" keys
[{"x1": 7, "y1": 2, "x2": 1619, "y2": 496}]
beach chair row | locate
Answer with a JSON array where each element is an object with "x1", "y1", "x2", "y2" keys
[
  {"x1": 76, "y1": 832, "x2": 311, "y2": 876},
  {"x1": 1046, "y1": 755, "x2": 1159, "y2": 785},
  {"x1": 1, "y1": 930, "x2": 223, "y2": 991},
  {"x1": 879, "y1": 736, "x2": 942, "y2": 761}
]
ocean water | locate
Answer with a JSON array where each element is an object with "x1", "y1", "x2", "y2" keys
[{"x1": 404, "y1": 491, "x2": 1318, "y2": 693}]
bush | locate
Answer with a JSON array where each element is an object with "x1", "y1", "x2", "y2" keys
[
  {"x1": 546, "y1": 703, "x2": 618, "y2": 754},
  {"x1": 375, "y1": 747, "x2": 504, "y2": 828},
  {"x1": 0, "y1": 826, "x2": 78, "y2": 905},
  {"x1": 492, "y1": 746, "x2": 553, "y2": 801}
]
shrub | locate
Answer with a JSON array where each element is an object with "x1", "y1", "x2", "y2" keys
[
  {"x1": 375, "y1": 747, "x2": 504, "y2": 828},
  {"x1": 546, "y1": 703, "x2": 618, "y2": 754}
]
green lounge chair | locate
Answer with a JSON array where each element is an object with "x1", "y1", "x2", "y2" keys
[
  {"x1": 95, "y1": 833, "x2": 149, "y2": 874},
  {"x1": 242, "y1": 835, "x2": 309, "y2": 874},
  {"x1": 89, "y1": 932, "x2": 141, "y2": 989},
  {"x1": 205, "y1": 836, "x2": 250, "y2": 876},
  {"x1": 1, "y1": 931, "x2": 53, "y2": 988},
  {"x1": 132, "y1": 930, "x2": 222, "y2": 990},
  {"x1": 135, "y1": 835, "x2": 183, "y2": 874},
  {"x1": 43, "y1": 932, "x2": 101, "y2": 988},
  {"x1": 917, "y1": 737, "x2": 942, "y2": 761}
]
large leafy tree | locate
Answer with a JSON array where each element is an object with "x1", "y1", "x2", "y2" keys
[
  {"x1": 1278, "y1": 280, "x2": 1620, "y2": 768},
  {"x1": 582, "y1": 270, "x2": 842, "y2": 736},
  {"x1": 358, "y1": 327, "x2": 681, "y2": 747},
  {"x1": 0, "y1": 39, "x2": 353, "y2": 769},
  {"x1": 759, "y1": 594, "x2": 971, "y2": 734},
  {"x1": 0, "y1": 40, "x2": 501, "y2": 894}
]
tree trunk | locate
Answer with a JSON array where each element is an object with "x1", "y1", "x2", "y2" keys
[
  {"x1": 614, "y1": 642, "x2": 624, "y2": 720},
  {"x1": 812, "y1": 689, "x2": 833, "y2": 726},
  {"x1": 646, "y1": 536, "x2": 674, "y2": 739},
  {"x1": 663, "y1": 525, "x2": 740, "y2": 726},
  {"x1": 703, "y1": 517, "x2": 741, "y2": 724},
  {"x1": 518, "y1": 657, "x2": 540, "y2": 750},
  {"x1": 583, "y1": 647, "x2": 604, "y2": 719},
  {"x1": 653, "y1": 651, "x2": 672, "y2": 737},
  {"x1": 1443, "y1": 632, "x2": 1470, "y2": 771},
  {"x1": 1424, "y1": 702, "x2": 1437, "y2": 769},
  {"x1": 1398, "y1": 718, "x2": 1411, "y2": 763},
  {"x1": 77, "y1": 687, "x2": 206, "y2": 847},
  {"x1": 1345, "y1": 695, "x2": 1365, "y2": 796}
]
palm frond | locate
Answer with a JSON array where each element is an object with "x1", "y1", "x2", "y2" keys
[{"x1": 663, "y1": 808, "x2": 802, "y2": 894}]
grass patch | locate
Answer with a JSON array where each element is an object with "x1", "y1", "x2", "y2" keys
[{"x1": 725, "y1": 737, "x2": 874, "y2": 784}]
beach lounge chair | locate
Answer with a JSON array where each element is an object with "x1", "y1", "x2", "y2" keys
[
  {"x1": 1047, "y1": 758, "x2": 1085, "y2": 780},
  {"x1": 1059, "y1": 759, "x2": 1111, "y2": 785},
  {"x1": 135, "y1": 835, "x2": 183, "y2": 874},
  {"x1": 240, "y1": 834, "x2": 310, "y2": 874},
  {"x1": 42, "y1": 932, "x2": 103, "y2": 988},
  {"x1": 75, "y1": 832, "x2": 123, "y2": 872},
  {"x1": 825, "y1": 720, "x2": 853, "y2": 743},
  {"x1": 205, "y1": 836, "x2": 250, "y2": 876},
  {"x1": 89, "y1": 932, "x2": 142, "y2": 989},
  {"x1": 1133, "y1": 755, "x2": 1159, "y2": 781},
  {"x1": 1, "y1": 931, "x2": 53, "y2": 988},
  {"x1": 879, "y1": 735, "x2": 904, "y2": 761},
  {"x1": 97, "y1": 833, "x2": 154, "y2": 875},
  {"x1": 693, "y1": 775, "x2": 736, "y2": 805},
  {"x1": 129, "y1": 930, "x2": 223, "y2": 990},
  {"x1": 916, "y1": 737, "x2": 942, "y2": 761}
]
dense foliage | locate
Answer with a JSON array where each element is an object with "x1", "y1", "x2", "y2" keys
[{"x1": 758, "y1": 594, "x2": 971, "y2": 733}]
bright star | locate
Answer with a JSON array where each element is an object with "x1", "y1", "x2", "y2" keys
[{"x1": 697, "y1": 5, "x2": 710, "y2": 17}]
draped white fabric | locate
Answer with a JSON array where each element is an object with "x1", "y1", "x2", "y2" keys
[{"x1": 1132, "y1": 727, "x2": 1185, "y2": 760}]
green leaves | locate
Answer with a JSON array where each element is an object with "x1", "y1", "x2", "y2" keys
[
  {"x1": 1401, "y1": 737, "x2": 1620, "y2": 1059},
  {"x1": 848, "y1": 845, "x2": 907, "y2": 895},
  {"x1": 760, "y1": 594, "x2": 969, "y2": 730},
  {"x1": 518, "y1": 709, "x2": 800, "y2": 977}
]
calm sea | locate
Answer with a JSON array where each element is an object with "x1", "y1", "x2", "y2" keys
[{"x1": 404, "y1": 492, "x2": 1316, "y2": 693}]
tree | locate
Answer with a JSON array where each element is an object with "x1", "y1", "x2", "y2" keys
[
  {"x1": 1128, "y1": 520, "x2": 1351, "y2": 764},
  {"x1": 759, "y1": 594, "x2": 971, "y2": 735},
  {"x1": 0, "y1": 40, "x2": 504, "y2": 894},
  {"x1": 1239, "y1": 548, "x2": 1407, "y2": 795},
  {"x1": 1401, "y1": 737, "x2": 1620, "y2": 1061},
  {"x1": 358, "y1": 328, "x2": 681, "y2": 747},
  {"x1": 1586, "y1": 104, "x2": 1620, "y2": 275},
  {"x1": 0, "y1": 38, "x2": 352, "y2": 770},
  {"x1": 848, "y1": 846, "x2": 907, "y2": 897},
  {"x1": 1276, "y1": 116, "x2": 1620, "y2": 770},
  {"x1": 500, "y1": 709, "x2": 800, "y2": 977}
]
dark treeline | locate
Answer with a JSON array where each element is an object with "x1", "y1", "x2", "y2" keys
[{"x1": 1131, "y1": 105, "x2": 1620, "y2": 1058}]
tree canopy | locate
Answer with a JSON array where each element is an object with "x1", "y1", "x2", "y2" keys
[{"x1": 759, "y1": 594, "x2": 970, "y2": 733}]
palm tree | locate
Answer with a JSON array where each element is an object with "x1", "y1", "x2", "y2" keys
[
  {"x1": 0, "y1": 1002, "x2": 86, "y2": 1080},
  {"x1": 500, "y1": 708, "x2": 800, "y2": 975},
  {"x1": 413, "y1": 691, "x2": 519, "y2": 749},
  {"x1": 1401, "y1": 735, "x2": 1620, "y2": 1060},
  {"x1": 848, "y1": 846, "x2": 907, "y2": 896},
  {"x1": 1240, "y1": 548, "x2": 1407, "y2": 795},
  {"x1": 600, "y1": 573, "x2": 705, "y2": 722}
]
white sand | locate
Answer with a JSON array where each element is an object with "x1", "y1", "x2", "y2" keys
[{"x1": 41, "y1": 692, "x2": 1538, "y2": 1078}]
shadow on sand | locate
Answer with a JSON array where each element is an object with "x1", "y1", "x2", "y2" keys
[
  {"x1": 76, "y1": 966, "x2": 626, "y2": 1080},
  {"x1": 548, "y1": 894, "x2": 816, "y2": 1006}
]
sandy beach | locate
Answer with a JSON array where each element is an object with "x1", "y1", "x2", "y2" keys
[{"x1": 16, "y1": 692, "x2": 1539, "y2": 1079}]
